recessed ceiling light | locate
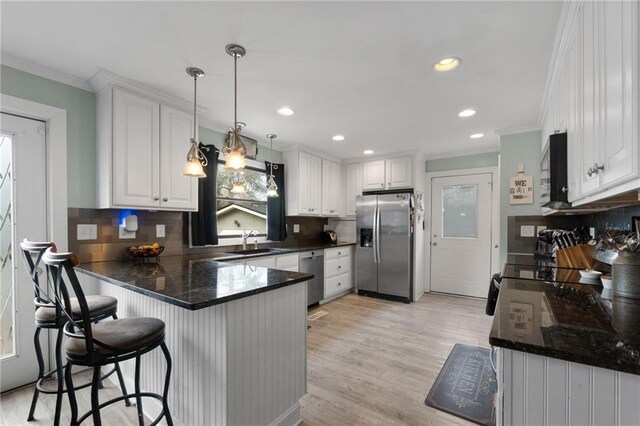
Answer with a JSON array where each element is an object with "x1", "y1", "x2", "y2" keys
[
  {"x1": 470, "y1": 133, "x2": 484, "y2": 139},
  {"x1": 433, "y1": 57, "x2": 461, "y2": 72},
  {"x1": 457, "y1": 108, "x2": 477, "y2": 118},
  {"x1": 363, "y1": 149, "x2": 374, "y2": 155},
  {"x1": 277, "y1": 106, "x2": 295, "y2": 116},
  {"x1": 332, "y1": 135, "x2": 345, "y2": 141}
]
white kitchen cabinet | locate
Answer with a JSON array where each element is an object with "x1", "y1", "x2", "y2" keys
[
  {"x1": 322, "y1": 246, "x2": 354, "y2": 301},
  {"x1": 344, "y1": 162, "x2": 363, "y2": 216},
  {"x1": 362, "y1": 157, "x2": 413, "y2": 191},
  {"x1": 283, "y1": 150, "x2": 324, "y2": 216},
  {"x1": 97, "y1": 86, "x2": 198, "y2": 211},
  {"x1": 386, "y1": 156, "x2": 413, "y2": 189},
  {"x1": 245, "y1": 256, "x2": 276, "y2": 268},
  {"x1": 362, "y1": 160, "x2": 386, "y2": 190},
  {"x1": 321, "y1": 159, "x2": 342, "y2": 216},
  {"x1": 275, "y1": 253, "x2": 299, "y2": 272}
]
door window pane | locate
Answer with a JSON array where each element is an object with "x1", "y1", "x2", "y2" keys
[
  {"x1": 0, "y1": 134, "x2": 13, "y2": 358},
  {"x1": 442, "y1": 184, "x2": 477, "y2": 238}
]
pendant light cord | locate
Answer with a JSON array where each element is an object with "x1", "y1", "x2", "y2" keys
[
  {"x1": 193, "y1": 74, "x2": 198, "y2": 141},
  {"x1": 234, "y1": 52, "x2": 238, "y2": 129}
]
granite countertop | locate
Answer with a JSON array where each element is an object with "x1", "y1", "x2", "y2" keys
[
  {"x1": 490, "y1": 257, "x2": 640, "y2": 375},
  {"x1": 77, "y1": 254, "x2": 313, "y2": 310}
]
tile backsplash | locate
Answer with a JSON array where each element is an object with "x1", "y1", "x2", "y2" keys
[
  {"x1": 68, "y1": 208, "x2": 328, "y2": 263},
  {"x1": 507, "y1": 205, "x2": 640, "y2": 254}
]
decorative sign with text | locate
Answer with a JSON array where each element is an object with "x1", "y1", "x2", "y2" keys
[
  {"x1": 508, "y1": 303, "x2": 533, "y2": 335},
  {"x1": 509, "y1": 175, "x2": 533, "y2": 204}
]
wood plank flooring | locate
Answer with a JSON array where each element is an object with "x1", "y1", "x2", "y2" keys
[
  {"x1": 301, "y1": 292, "x2": 493, "y2": 426},
  {"x1": 0, "y1": 292, "x2": 492, "y2": 425}
]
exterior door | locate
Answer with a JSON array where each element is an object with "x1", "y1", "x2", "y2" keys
[
  {"x1": 0, "y1": 113, "x2": 47, "y2": 391},
  {"x1": 430, "y1": 173, "x2": 493, "y2": 298}
]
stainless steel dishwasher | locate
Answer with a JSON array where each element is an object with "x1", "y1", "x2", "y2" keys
[{"x1": 299, "y1": 250, "x2": 324, "y2": 306}]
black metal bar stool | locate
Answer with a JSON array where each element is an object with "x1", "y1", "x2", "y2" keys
[
  {"x1": 42, "y1": 248, "x2": 173, "y2": 426},
  {"x1": 19, "y1": 239, "x2": 130, "y2": 425}
]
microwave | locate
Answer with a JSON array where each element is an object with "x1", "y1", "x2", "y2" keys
[{"x1": 540, "y1": 132, "x2": 569, "y2": 209}]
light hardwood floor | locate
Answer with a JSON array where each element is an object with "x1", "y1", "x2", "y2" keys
[
  {"x1": 301, "y1": 292, "x2": 493, "y2": 426},
  {"x1": 0, "y1": 292, "x2": 492, "y2": 425}
]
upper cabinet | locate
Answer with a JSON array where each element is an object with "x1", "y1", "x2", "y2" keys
[
  {"x1": 322, "y1": 159, "x2": 342, "y2": 216},
  {"x1": 344, "y1": 163, "x2": 363, "y2": 216},
  {"x1": 97, "y1": 85, "x2": 198, "y2": 211},
  {"x1": 541, "y1": 0, "x2": 638, "y2": 206},
  {"x1": 283, "y1": 150, "x2": 323, "y2": 216},
  {"x1": 362, "y1": 156, "x2": 413, "y2": 191}
]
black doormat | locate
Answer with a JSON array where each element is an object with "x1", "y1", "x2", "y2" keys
[{"x1": 425, "y1": 344, "x2": 496, "y2": 426}]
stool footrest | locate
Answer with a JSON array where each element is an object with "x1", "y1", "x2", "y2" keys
[
  {"x1": 36, "y1": 364, "x2": 119, "y2": 394},
  {"x1": 74, "y1": 392, "x2": 167, "y2": 426}
]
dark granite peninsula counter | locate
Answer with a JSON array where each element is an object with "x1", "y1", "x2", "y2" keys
[
  {"x1": 77, "y1": 254, "x2": 312, "y2": 310},
  {"x1": 491, "y1": 255, "x2": 640, "y2": 425},
  {"x1": 76, "y1": 254, "x2": 310, "y2": 426}
]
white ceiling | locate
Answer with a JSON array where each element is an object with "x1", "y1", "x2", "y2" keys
[{"x1": 1, "y1": 1, "x2": 562, "y2": 159}]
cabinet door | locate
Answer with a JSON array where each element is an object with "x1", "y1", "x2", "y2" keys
[
  {"x1": 580, "y1": 1, "x2": 602, "y2": 195},
  {"x1": 600, "y1": 0, "x2": 636, "y2": 186},
  {"x1": 112, "y1": 88, "x2": 160, "y2": 207},
  {"x1": 159, "y1": 105, "x2": 198, "y2": 210},
  {"x1": 246, "y1": 256, "x2": 276, "y2": 268},
  {"x1": 362, "y1": 160, "x2": 385, "y2": 190},
  {"x1": 566, "y1": 16, "x2": 582, "y2": 203},
  {"x1": 298, "y1": 152, "x2": 311, "y2": 213},
  {"x1": 386, "y1": 157, "x2": 413, "y2": 189},
  {"x1": 308, "y1": 154, "x2": 322, "y2": 214},
  {"x1": 321, "y1": 159, "x2": 333, "y2": 216},
  {"x1": 331, "y1": 161, "x2": 343, "y2": 216},
  {"x1": 344, "y1": 163, "x2": 362, "y2": 216}
]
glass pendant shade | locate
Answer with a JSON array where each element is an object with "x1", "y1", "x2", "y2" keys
[
  {"x1": 230, "y1": 181, "x2": 246, "y2": 194},
  {"x1": 266, "y1": 185, "x2": 279, "y2": 197},
  {"x1": 183, "y1": 157, "x2": 206, "y2": 178},
  {"x1": 224, "y1": 149, "x2": 246, "y2": 172}
]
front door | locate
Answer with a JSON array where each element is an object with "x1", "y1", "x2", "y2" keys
[
  {"x1": 0, "y1": 113, "x2": 48, "y2": 392},
  {"x1": 430, "y1": 173, "x2": 493, "y2": 298}
]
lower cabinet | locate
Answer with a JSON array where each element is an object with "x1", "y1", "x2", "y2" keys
[{"x1": 322, "y1": 246, "x2": 354, "y2": 302}]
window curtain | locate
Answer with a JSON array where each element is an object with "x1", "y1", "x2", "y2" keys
[
  {"x1": 191, "y1": 145, "x2": 219, "y2": 246},
  {"x1": 265, "y1": 161, "x2": 287, "y2": 241}
]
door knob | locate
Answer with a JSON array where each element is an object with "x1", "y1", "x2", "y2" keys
[
  {"x1": 163, "y1": 197, "x2": 168, "y2": 202},
  {"x1": 153, "y1": 196, "x2": 160, "y2": 201},
  {"x1": 432, "y1": 242, "x2": 438, "y2": 246}
]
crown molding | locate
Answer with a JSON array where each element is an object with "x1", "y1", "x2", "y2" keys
[
  {"x1": 537, "y1": 0, "x2": 581, "y2": 127},
  {"x1": 1, "y1": 53, "x2": 93, "y2": 91},
  {"x1": 424, "y1": 148, "x2": 500, "y2": 162},
  {"x1": 89, "y1": 69, "x2": 207, "y2": 114},
  {"x1": 495, "y1": 123, "x2": 541, "y2": 137},
  {"x1": 342, "y1": 149, "x2": 423, "y2": 164}
]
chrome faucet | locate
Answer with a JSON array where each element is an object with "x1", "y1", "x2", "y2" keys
[{"x1": 242, "y1": 230, "x2": 257, "y2": 250}]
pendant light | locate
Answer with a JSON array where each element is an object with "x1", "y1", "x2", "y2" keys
[
  {"x1": 230, "y1": 173, "x2": 246, "y2": 195},
  {"x1": 265, "y1": 134, "x2": 279, "y2": 197},
  {"x1": 223, "y1": 44, "x2": 247, "y2": 173},
  {"x1": 182, "y1": 67, "x2": 208, "y2": 178}
]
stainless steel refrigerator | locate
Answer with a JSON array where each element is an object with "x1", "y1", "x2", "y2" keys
[{"x1": 356, "y1": 192, "x2": 413, "y2": 302}]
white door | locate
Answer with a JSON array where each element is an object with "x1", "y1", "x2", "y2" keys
[
  {"x1": 430, "y1": 173, "x2": 493, "y2": 298},
  {"x1": 386, "y1": 157, "x2": 413, "y2": 189},
  {"x1": 362, "y1": 160, "x2": 385, "y2": 190},
  {"x1": 344, "y1": 163, "x2": 362, "y2": 216},
  {"x1": 308, "y1": 154, "x2": 322, "y2": 214},
  {"x1": 112, "y1": 87, "x2": 161, "y2": 208},
  {"x1": 0, "y1": 113, "x2": 48, "y2": 391},
  {"x1": 321, "y1": 159, "x2": 333, "y2": 216},
  {"x1": 159, "y1": 105, "x2": 197, "y2": 210},
  {"x1": 298, "y1": 152, "x2": 311, "y2": 214}
]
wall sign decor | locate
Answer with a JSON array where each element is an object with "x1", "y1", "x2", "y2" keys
[{"x1": 509, "y1": 162, "x2": 533, "y2": 205}]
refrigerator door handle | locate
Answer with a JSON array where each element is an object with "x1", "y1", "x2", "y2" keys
[
  {"x1": 375, "y1": 204, "x2": 381, "y2": 264},
  {"x1": 372, "y1": 205, "x2": 378, "y2": 264}
]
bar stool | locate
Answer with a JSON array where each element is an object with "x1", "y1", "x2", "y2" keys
[
  {"x1": 19, "y1": 240, "x2": 130, "y2": 425},
  {"x1": 42, "y1": 248, "x2": 173, "y2": 426}
]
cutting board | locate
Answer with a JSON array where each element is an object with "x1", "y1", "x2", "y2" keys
[{"x1": 556, "y1": 244, "x2": 610, "y2": 271}]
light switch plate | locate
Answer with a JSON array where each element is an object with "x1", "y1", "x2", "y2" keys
[
  {"x1": 118, "y1": 226, "x2": 136, "y2": 239},
  {"x1": 520, "y1": 225, "x2": 535, "y2": 237},
  {"x1": 156, "y1": 224, "x2": 166, "y2": 238},
  {"x1": 77, "y1": 224, "x2": 97, "y2": 240},
  {"x1": 293, "y1": 224, "x2": 300, "y2": 233}
]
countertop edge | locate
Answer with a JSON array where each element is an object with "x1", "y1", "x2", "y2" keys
[{"x1": 77, "y1": 266, "x2": 313, "y2": 311}]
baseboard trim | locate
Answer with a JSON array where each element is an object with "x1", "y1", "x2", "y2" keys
[{"x1": 269, "y1": 401, "x2": 302, "y2": 426}]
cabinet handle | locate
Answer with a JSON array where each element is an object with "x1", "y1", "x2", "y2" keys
[
  {"x1": 388, "y1": 182, "x2": 391, "y2": 186},
  {"x1": 163, "y1": 197, "x2": 168, "y2": 202},
  {"x1": 587, "y1": 163, "x2": 604, "y2": 177},
  {"x1": 337, "y1": 265, "x2": 342, "y2": 269},
  {"x1": 337, "y1": 282, "x2": 342, "y2": 286},
  {"x1": 561, "y1": 187, "x2": 568, "y2": 194},
  {"x1": 153, "y1": 196, "x2": 160, "y2": 201},
  {"x1": 380, "y1": 183, "x2": 384, "y2": 187}
]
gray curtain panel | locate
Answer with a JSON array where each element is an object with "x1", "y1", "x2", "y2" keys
[
  {"x1": 191, "y1": 145, "x2": 219, "y2": 246},
  {"x1": 266, "y1": 161, "x2": 287, "y2": 241}
]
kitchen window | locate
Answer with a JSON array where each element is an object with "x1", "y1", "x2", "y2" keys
[{"x1": 216, "y1": 161, "x2": 268, "y2": 239}]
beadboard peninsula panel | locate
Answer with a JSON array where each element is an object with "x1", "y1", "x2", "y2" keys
[
  {"x1": 85, "y1": 273, "x2": 307, "y2": 426},
  {"x1": 499, "y1": 348, "x2": 640, "y2": 425}
]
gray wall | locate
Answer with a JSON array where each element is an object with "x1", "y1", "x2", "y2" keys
[
  {"x1": 1, "y1": 65, "x2": 282, "y2": 208},
  {"x1": 426, "y1": 151, "x2": 499, "y2": 172},
  {"x1": 499, "y1": 130, "x2": 542, "y2": 264}
]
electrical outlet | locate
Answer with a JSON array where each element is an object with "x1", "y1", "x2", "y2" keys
[
  {"x1": 590, "y1": 227, "x2": 596, "y2": 239},
  {"x1": 537, "y1": 225, "x2": 547, "y2": 235},
  {"x1": 156, "y1": 224, "x2": 166, "y2": 238},
  {"x1": 118, "y1": 226, "x2": 136, "y2": 239},
  {"x1": 293, "y1": 224, "x2": 300, "y2": 233},
  {"x1": 520, "y1": 225, "x2": 535, "y2": 237},
  {"x1": 77, "y1": 224, "x2": 97, "y2": 240}
]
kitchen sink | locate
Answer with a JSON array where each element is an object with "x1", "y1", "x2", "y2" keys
[{"x1": 222, "y1": 248, "x2": 288, "y2": 256}]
